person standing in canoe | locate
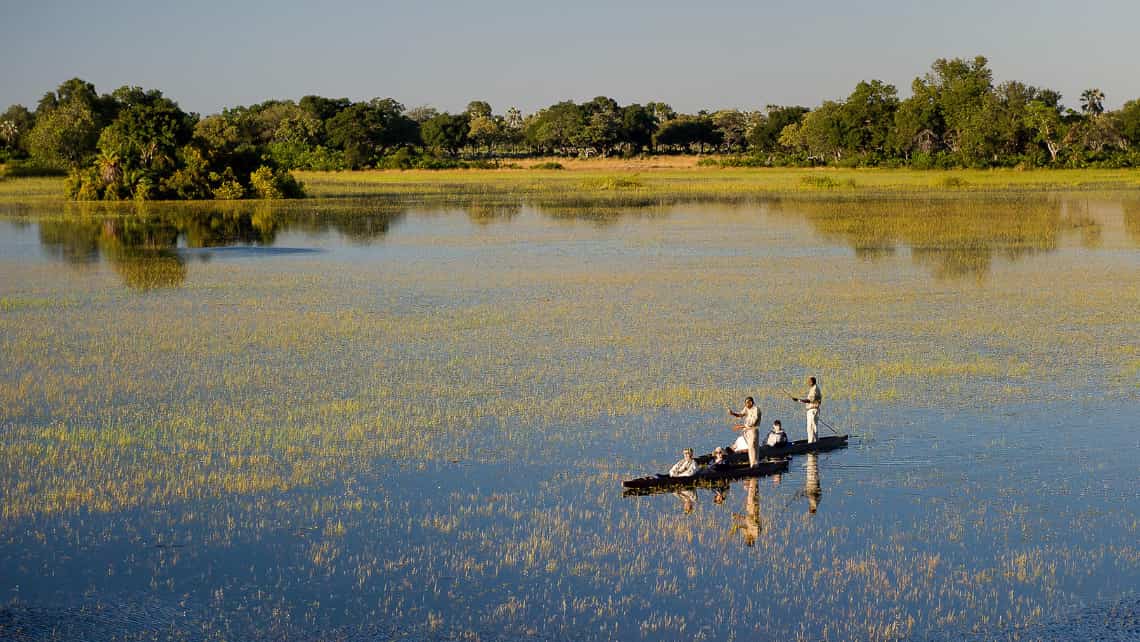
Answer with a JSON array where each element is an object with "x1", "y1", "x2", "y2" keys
[
  {"x1": 728, "y1": 397, "x2": 761, "y2": 467},
  {"x1": 792, "y1": 376, "x2": 822, "y2": 443}
]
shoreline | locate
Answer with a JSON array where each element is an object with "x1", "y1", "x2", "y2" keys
[{"x1": 3, "y1": 163, "x2": 1140, "y2": 206}]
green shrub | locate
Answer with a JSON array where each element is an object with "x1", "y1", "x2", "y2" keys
[
  {"x1": 376, "y1": 147, "x2": 418, "y2": 170},
  {"x1": 531, "y1": 161, "x2": 564, "y2": 170},
  {"x1": 938, "y1": 176, "x2": 969, "y2": 189},
  {"x1": 65, "y1": 167, "x2": 104, "y2": 200},
  {"x1": 133, "y1": 177, "x2": 155, "y2": 201},
  {"x1": 213, "y1": 180, "x2": 246, "y2": 200},
  {"x1": 412, "y1": 155, "x2": 465, "y2": 170},
  {"x1": 714, "y1": 155, "x2": 770, "y2": 168},
  {"x1": 249, "y1": 166, "x2": 305, "y2": 199},
  {"x1": 267, "y1": 141, "x2": 346, "y2": 171}
]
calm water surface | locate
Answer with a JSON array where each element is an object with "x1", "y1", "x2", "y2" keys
[{"x1": 0, "y1": 194, "x2": 1137, "y2": 641}]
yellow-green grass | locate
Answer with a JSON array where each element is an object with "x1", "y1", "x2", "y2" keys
[
  {"x1": 5, "y1": 166, "x2": 1140, "y2": 209},
  {"x1": 296, "y1": 166, "x2": 1140, "y2": 198},
  {"x1": 1, "y1": 195, "x2": 1136, "y2": 520}
]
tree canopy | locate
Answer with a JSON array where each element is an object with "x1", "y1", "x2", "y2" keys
[{"x1": 5, "y1": 55, "x2": 1140, "y2": 195}]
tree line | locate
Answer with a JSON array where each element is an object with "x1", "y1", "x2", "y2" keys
[{"x1": 3, "y1": 56, "x2": 1140, "y2": 200}]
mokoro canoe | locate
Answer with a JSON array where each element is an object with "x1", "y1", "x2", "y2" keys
[
  {"x1": 694, "y1": 435, "x2": 849, "y2": 465},
  {"x1": 622, "y1": 457, "x2": 789, "y2": 490}
]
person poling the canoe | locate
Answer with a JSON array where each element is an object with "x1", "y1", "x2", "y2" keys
[
  {"x1": 791, "y1": 376, "x2": 822, "y2": 444},
  {"x1": 669, "y1": 448, "x2": 698, "y2": 477},
  {"x1": 728, "y1": 396, "x2": 761, "y2": 467},
  {"x1": 764, "y1": 420, "x2": 788, "y2": 447}
]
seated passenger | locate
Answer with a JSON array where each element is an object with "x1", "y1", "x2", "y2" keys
[
  {"x1": 669, "y1": 448, "x2": 698, "y2": 477},
  {"x1": 764, "y1": 420, "x2": 789, "y2": 447},
  {"x1": 730, "y1": 433, "x2": 749, "y2": 453},
  {"x1": 707, "y1": 447, "x2": 731, "y2": 471}
]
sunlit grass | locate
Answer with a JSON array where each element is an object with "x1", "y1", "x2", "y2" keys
[
  {"x1": 295, "y1": 166, "x2": 1140, "y2": 197},
  {"x1": 5, "y1": 167, "x2": 1140, "y2": 210}
]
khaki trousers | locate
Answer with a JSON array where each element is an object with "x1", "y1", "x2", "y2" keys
[
  {"x1": 744, "y1": 428, "x2": 759, "y2": 467},
  {"x1": 806, "y1": 408, "x2": 819, "y2": 443}
]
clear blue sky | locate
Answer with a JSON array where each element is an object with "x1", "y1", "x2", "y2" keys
[{"x1": 3, "y1": 0, "x2": 1138, "y2": 115}]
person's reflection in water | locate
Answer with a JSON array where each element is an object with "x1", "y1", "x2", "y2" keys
[
  {"x1": 732, "y1": 478, "x2": 762, "y2": 546},
  {"x1": 805, "y1": 453, "x2": 822, "y2": 514},
  {"x1": 713, "y1": 488, "x2": 727, "y2": 505},
  {"x1": 673, "y1": 489, "x2": 697, "y2": 514}
]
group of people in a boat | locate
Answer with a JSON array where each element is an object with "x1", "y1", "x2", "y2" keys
[{"x1": 669, "y1": 376, "x2": 823, "y2": 477}]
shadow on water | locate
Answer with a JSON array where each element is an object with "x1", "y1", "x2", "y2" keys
[{"x1": 31, "y1": 201, "x2": 407, "y2": 289}]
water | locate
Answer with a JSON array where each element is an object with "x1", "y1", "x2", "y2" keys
[{"x1": 0, "y1": 194, "x2": 1137, "y2": 640}]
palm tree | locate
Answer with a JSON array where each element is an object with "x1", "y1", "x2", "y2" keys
[{"x1": 1080, "y1": 88, "x2": 1105, "y2": 116}]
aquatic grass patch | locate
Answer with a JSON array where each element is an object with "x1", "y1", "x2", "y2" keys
[
  {"x1": 800, "y1": 174, "x2": 858, "y2": 190},
  {"x1": 580, "y1": 175, "x2": 644, "y2": 191},
  {"x1": 1, "y1": 195, "x2": 1136, "y2": 520}
]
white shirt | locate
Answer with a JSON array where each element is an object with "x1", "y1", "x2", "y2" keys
[
  {"x1": 731, "y1": 434, "x2": 749, "y2": 452},
  {"x1": 765, "y1": 429, "x2": 786, "y2": 447},
  {"x1": 805, "y1": 385, "x2": 822, "y2": 410},
  {"x1": 669, "y1": 457, "x2": 697, "y2": 477},
  {"x1": 742, "y1": 405, "x2": 759, "y2": 428}
]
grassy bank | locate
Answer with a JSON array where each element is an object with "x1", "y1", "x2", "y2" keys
[
  {"x1": 296, "y1": 165, "x2": 1140, "y2": 199},
  {"x1": 4, "y1": 163, "x2": 1140, "y2": 207}
]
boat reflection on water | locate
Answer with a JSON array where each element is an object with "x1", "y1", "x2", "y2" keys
[
  {"x1": 732, "y1": 478, "x2": 762, "y2": 547},
  {"x1": 625, "y1": 454, "x2": 832, "y2": 543},
  {"x1": 804, "y1": 453, "x2": 822, "y2": 514},
  {"x1": 673, "y1": 489, "x2": 698, "y2": 514}
]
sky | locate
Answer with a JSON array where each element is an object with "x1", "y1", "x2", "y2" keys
[{"x1": 3, "y1": 0, "x2": 1139, "y2": 116}]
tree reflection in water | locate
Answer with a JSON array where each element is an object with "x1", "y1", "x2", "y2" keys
[
  {"x1": 780, "y1": 196, "x2": 1106, "y2": 280},
  {"x1": 34, "y1": 202, "x2": 405, "y2": 289},
  {"x1": 1124, "y1": 200, "x2": 1140, "y2": 244}
]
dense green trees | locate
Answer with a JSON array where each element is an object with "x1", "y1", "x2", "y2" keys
[
  {"x1": 56, "y1": 86, "x2": 305, "y2": 200},
  {"x1": 324, "y1": 99, "x2": 419, "y2": 169},
  {"x1": 5, "y1": 56, "x2": 1140, "y2": 192},
  {"x1": 747, "y1": 106, "x2": 810, "y2": 153},
  {"x1": 654, "y1": 116, "x2": 722, "y2": 152},
  {"x1": 23, "y1": 78, "x2": 109, "y2": 169},
  {"x1": 421, "y1": 112, "x2": 469, "y2": 156},
  {"x1": 0, "y1": 104, "x2": 35, "y2": 160}
]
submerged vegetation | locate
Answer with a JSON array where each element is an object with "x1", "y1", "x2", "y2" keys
[
  {"x1": 0, "y1": 188, "x2": 1137, "y2": 639},
  {"x1": 1, "y1": 193, "x2": 1136, "y2": 518}
]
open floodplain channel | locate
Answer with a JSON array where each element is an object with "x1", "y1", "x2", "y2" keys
[{"x1": 0, "y1": 188, "x2": 1138, "y2": 640}]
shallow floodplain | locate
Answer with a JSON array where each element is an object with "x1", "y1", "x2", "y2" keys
[{"x1": 0, "y1": 186, "x2": 1138, "y2": 640}]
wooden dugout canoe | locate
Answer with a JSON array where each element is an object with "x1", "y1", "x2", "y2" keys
[
  {"x1": 621, "y1": 457, "x2": 790, "y2": 490},
  {"x1": 694, "y1": 435, "x2": 849, "y2": 465}
]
